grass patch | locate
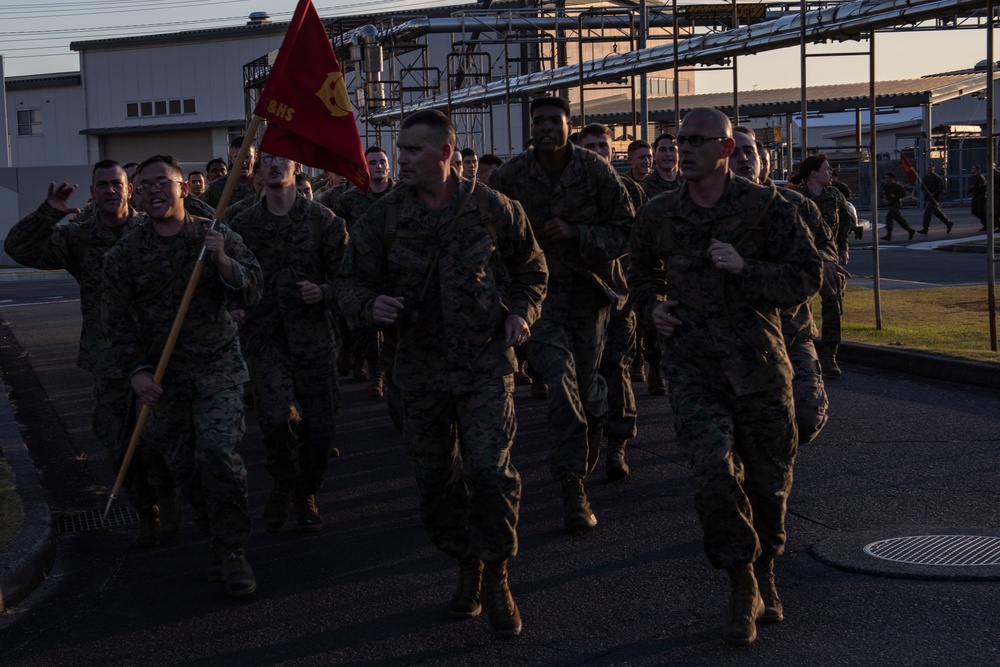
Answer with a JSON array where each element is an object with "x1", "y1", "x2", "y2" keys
[
  {"x1": 0, "y1": 458, "x2": 25, "y2": 551},
  {"x1": 816, "y1": 285, "x2": 1000, "y2": 364}
]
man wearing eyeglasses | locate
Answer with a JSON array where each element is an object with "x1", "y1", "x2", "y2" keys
[
  {"x1": 334, "y1": 146, "x2": 395, "y2": 398},
  {"x1": 5, "y1": 160, "x2": 178, "y2": 550},
  {"x1": 202, "y1": 139, "x2": 257, "y2": 209},
  {"x1": 228, "y1": 153, "x2": 347, "y2": 535},
  {"x1": 102, "y1": 155, "x2": 263, "y2": 599},
  {"x1": 629, "y1": 108, "x2": 821, "y2": 647},
  {"x1": 492, "y1": 96, "x2": 634, "y2": 535}
]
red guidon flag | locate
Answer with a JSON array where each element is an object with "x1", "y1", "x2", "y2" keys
[
  {"x1": 253, "y1": 0, "x2": 370, "y2": 191},
  {"x1": 899, "y1": 153, "x2": 918, "y2": 183}
]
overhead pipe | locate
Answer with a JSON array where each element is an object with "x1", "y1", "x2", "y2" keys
[{"x1": 366, "y1": 0, "x2": 989, "y2": 123}]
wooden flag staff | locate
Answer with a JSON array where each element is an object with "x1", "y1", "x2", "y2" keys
[{"x1": 101, "y1": 118, "x2": 262, "y2": 525}]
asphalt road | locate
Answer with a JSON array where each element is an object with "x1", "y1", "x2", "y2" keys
[{"x1": 1, "y1": 276, "x2": 999, "y2": 666}]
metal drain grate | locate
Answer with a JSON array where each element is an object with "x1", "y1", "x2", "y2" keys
[
  {"x1": 864, "y1": 535, "x2": 1000, "y2": 566},
  {"x1": 55, "y1": 505, "x2": 138, "y2": 534}
]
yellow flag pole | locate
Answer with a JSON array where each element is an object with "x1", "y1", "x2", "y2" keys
[{"x1": 101, "y1": 118, "x2": 263, "y2": 525}]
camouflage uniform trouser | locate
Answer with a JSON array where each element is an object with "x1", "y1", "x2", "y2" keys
[
  {"x1": 788, "y1": 335, "x2": 828, "y2": 445},
  {"x1": 336, "y1": 313, "x2": 381, "y2": 367},
  {"x1": 250, "y1": 342, "x2": 339, "y2": 497},
  {"x1": 93, "y1": 375, "x2": 173, "y2": 512},
  {"x1": 144, "y1": 382, "x2": 251, "y2": 549},
  {"x1": 885, "y1": 205, "x2": 910, "y2": 233},
  {"x1": 400, "y1": 377, "x2": 521, "y2": 562},
  {"x1": 598, "y1": 305, "x2": 637, "y2": 441},
  {"x1": 922, "y1": 199, "x2": 950, "y2": 228},
  {"x1": 528, "y1": 299, "x2": 610, "y2": 480},
  {"x1": 820, "y1": 272, "x2": 845, "y2": 345},
  {"x1": 668, "y1": 378, "x2": 797, "y2": 569}
]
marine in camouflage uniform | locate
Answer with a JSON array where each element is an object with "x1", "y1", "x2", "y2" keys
[
  {"x1": 637, "y1": 133, "x2": 684, "y2": 395},
  {"x1": 230, "y1": 154, "x2": 347, "y2": 533},
  {"x1": 919, "y1": 164, "x2": 953, "y2": 233},
  {"x1": 337, "y1": 110, "x2": 546, "y2": 637},
  {"x1": 733, "y1": 131, "x2": 830, "y2": 445},
  {"x1": 202, "y1": 144, "x2": 257, "y2": 210},
  {"x1": 314, "y1": 175, "x2": 349, "y2": 212},
  {"x1": 968, "y1": 165, "x2": 988, "y2": 230},
  {"x1": 789, "y1": 154, "x2": 852, "y2": 377},
  {"x1": 880, "y1": 173, "x2": 915, "y2": 241},
  {"x1": 102, "y1": 155, "x2": 262, "y2": 598},
  {"x1": 630, "y1": 108, "x2": 821, "y2": 646},
  {"x1": 578, "y1": 123, "x2": 640, "y2": 481},
  {"x1": 334, "y1": 146, "x2": 395, "y2": 397},
  {"x1": 4, "y1": 161, "x2": 176, "y2": 547},
  {"x1": 492, "y1": 98, "x2": 633, "y2": 533}
]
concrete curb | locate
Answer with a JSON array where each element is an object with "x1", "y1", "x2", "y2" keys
[
  {"x1": 0, "y1": 384, "x2": 56, "y2": 613},
  {"x1": 839, "y1": 341, "x2": 1000, "y2": 391}
]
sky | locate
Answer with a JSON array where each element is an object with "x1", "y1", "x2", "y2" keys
[{"x1": 0, "y1": 0, "x2": 990, "y2": 94}]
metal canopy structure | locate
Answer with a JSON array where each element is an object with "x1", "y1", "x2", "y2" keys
[
  {"x1": 364, "y1": 0, "x2": 991, "y2": 123},
  {"x1": 575, "y1": 72, "x2": 1000, "y2": 124}
]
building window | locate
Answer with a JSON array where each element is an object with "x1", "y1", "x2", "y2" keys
[
  {"x1": 127, "y1": 98, "x2": 197, "y2": 119},
  {"x1": 17, "y1": 109, "x2": 43, "y2": 136}
]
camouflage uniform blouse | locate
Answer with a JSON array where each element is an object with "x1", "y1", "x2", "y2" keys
[
  {"x1": 789, "y1": 183, "x2": 852, "y2": 253},
  {"x1": 4, "y1": 201, "x2": 145, "y2": 377},
  {"x1": 629, "y1": 175, "x2": 822, "y2": 396},
  {"x1": 230, "y1": 194, "x2": 348, "y2": 363},
  {"x1": 336, "y1": 178, "x2": 548, "y2": 394},
  {"x1": 101, "y1": 216, "x2": 262, "y2": 393},
  {"x1": 491, "y1": 145, "x2": 633, "y2": 322}
]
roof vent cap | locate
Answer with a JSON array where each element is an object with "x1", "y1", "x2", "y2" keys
[{"x1": 248, "y1": 11, "x2": 271, "y2": 26}]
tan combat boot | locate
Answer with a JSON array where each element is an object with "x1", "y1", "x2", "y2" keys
[
  {"x1": 449, "y1": 558, "x2": 484, "y2": 619},
  {"x1": 223, "y1": 548, "x2": 257, "y2": 597},
  {"x1": 368, "y1": 367, "x2": 384, "y2": 399},
  {"x1": 294, "y1": 493, "x2": 324, "y2": 532},
  {"x1": 561, "y1": 476, "x2": 597, "y2": 533},
  {"x1": 482, "y1": 560, "x2": 522, "y2": 637},
  {"x1": 753, "y1": 557, "x2": 784, "y2": 623},
  {"x1": 606, "y1": 438, "x2": 629, "y2": 481},
  {"x1": 820, "y1": 343, "x2": 842, "y2": 377},
  {"x1": 723, "y1": 563, "x2": 764, "y2": 646}
]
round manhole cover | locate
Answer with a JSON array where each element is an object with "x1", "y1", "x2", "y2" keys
[{"x1": 864, "y1": 535, "x2": 1000, "y2": 566}]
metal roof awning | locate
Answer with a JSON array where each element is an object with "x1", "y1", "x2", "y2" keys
[{"x1": 573, "y1": 72, "x2": 998, "y2": 125}]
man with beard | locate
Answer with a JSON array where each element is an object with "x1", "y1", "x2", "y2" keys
[{"x1": 5, "y1": 160, "x2": 177, "y2": 548}]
